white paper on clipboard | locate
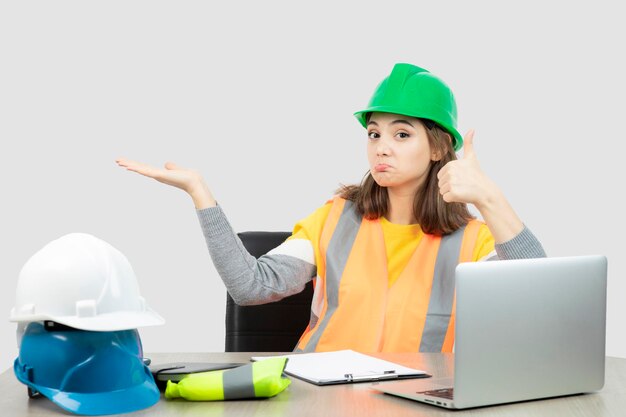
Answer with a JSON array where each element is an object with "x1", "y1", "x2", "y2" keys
[{"x1": 251, "y1": 350, "x2": 429, "y2": 385}]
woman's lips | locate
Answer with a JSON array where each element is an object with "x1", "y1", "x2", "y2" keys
[{"x1": 374, "y1": 164, "x2": 391, "y2": 172}]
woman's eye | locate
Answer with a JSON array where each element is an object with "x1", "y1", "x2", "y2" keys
[
  {"x1": 397, "y1": 132, "x2": 410, "y2": 139},
  {"x1": 368, "y1": 132, "x2": 380, "y2": 140}
]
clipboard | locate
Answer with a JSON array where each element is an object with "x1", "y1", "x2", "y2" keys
[
  {"x1": 251, "y1": 350, "x2": 430, "y2": 386},
  {"x1": 149, "y1": 362, "x2": 246, "y2": 390}
]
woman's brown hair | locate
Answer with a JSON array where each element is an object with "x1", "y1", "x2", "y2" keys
[{"x1": 337, "y1": 116, "x2": 474, "y2": 236}]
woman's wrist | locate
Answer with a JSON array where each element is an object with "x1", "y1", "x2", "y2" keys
[
  {"x1": 475, "y1": 187, "x2": 524, "y2": 243},
  {"x1": 188, "y1": 180, "x2": 217, "y2": 209},
  {"x1": 474, "y1": 181, "x2": 502, "y2": 214}
]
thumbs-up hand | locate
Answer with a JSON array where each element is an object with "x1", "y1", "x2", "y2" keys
[{"x1": 437, "y1": 130, "x2": 497, "y2": 209}]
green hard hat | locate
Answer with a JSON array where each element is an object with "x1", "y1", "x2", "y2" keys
[{"x1": 354, "y1": 63, "x2": 463, "y2": 151}]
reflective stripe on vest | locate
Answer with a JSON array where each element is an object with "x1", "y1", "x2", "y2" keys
[
  {"x1": 418, "y1": 226, "x2": 464, "y2": 352},
  {"x1": 222, "y1": 363, "x2": 255, "y2": 399},
  {"x1": 297, "y1": 200, "x2": 361, "y2": 353},
  {"x1": 295, "y1": 198, "x2": 482, "y2": 353}
]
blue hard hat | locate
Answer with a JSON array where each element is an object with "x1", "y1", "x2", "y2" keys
[{"x1": 13, "y1": 322, "x2": 160, "y2": 416}]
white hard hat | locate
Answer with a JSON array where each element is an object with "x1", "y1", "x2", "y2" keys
[{"x1": 10, "y1": 233, "x2": 165, "y2": 331}]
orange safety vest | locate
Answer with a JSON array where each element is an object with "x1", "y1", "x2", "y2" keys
[{"x1": 295, "y1": 198, "x2": 482, "y2": 353}]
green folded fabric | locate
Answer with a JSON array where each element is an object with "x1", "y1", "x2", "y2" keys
[{"x1": 165, "y1": 357, "x2": 290, "y2": 401}]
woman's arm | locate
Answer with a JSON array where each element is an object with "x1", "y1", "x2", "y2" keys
[
  {"x1": 115, "y1": 158, "x2": 316, "y2": 304},
  {"x1": 196, "y1": 205, "x2": 316, "y2": 305}
]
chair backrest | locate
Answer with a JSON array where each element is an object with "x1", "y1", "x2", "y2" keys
[{"x1": 225, "y1": 231, "x2": 314, "y2": 352}]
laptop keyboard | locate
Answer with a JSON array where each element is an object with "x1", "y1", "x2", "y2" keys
[{"x1": 418, "y1": 388, "x2": 454, "y2": 400}]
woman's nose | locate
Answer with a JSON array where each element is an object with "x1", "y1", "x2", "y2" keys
[{"x1": 376, "y1": 137, "x2": 391, "y2": 156}]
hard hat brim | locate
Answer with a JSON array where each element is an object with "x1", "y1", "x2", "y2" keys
[
  {"x1": 14, "y1": 359, "x2": 160, "y2": 415},
  {"x1": 10, "y1": 307, "x2": 165, "y2": 331}
]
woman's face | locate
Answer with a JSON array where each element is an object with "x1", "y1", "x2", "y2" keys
[{"x1": 367, "y1": 112, "x2": 437, "y2": 193}]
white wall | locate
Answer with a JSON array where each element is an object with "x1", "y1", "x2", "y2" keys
[{"x1": 1, "y1": 0, "x2": 624, "y2": 372}]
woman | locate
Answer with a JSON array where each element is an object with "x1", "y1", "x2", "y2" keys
[{"x1": 116, "y1": 63, "x2": 545, "y2": 353}]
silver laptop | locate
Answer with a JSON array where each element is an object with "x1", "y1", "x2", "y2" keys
[{"x1": 373, "y1": 255, "x2": 607, "y2": 409}]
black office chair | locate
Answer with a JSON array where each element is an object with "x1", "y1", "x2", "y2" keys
[{"x1": 225, "y1": 231, "x2": 314, "y2": 352}]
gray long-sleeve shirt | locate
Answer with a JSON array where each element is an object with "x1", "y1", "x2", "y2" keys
[{"x1": 197, "y1": 205, "x2": 546, "y2": 306}]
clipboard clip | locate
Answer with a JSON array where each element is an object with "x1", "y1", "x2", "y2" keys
[{"x1": 344, "y1": 370, "x2": 398, "y2": 382}]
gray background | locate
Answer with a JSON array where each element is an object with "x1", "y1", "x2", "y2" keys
[{"x1": 1, "y1": 0, "x2": 624, "y2": 373}]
